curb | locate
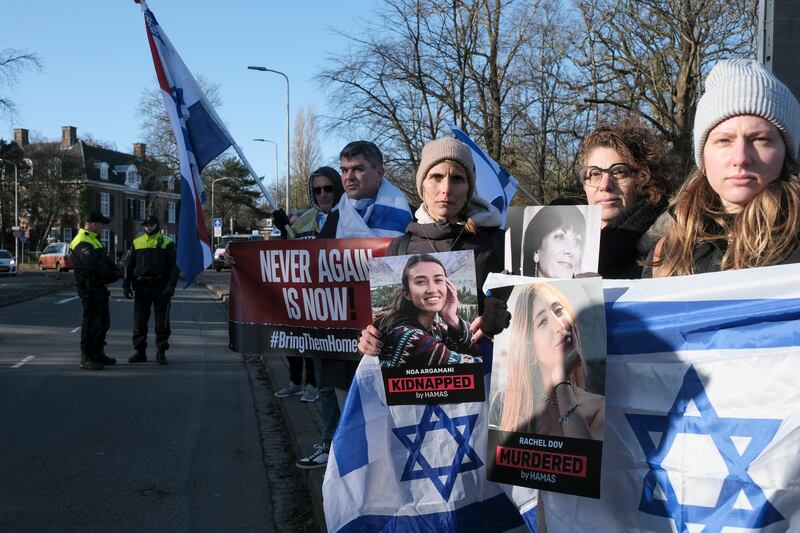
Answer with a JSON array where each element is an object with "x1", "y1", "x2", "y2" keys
[
  {"x1": 263, "y1": 356, "x2": 328, "y2": 533},
  {"x1": 193, "y1": 278, "x2": 229, "y2": 303}
]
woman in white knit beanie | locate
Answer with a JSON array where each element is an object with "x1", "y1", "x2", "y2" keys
[{"x1": 650, "y1": 58, "x2": 800, "y2": 276}]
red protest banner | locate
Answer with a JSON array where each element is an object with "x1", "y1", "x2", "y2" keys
[{"x1": 228, "y1": 238, "x2": 392, "y2": 359}]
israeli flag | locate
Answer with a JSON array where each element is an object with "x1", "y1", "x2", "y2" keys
[
  {"x1": 450, "y1": 125, "x2": 521, "y2": 228},
  {"x1": 323, "y1": 342, "x2": 538, "y2": 532},
  {"x1": 538, "y1": 264, "x2": 800, "y2": 532},
  {"x1": 138, "y1": 0, "x2": 237, "y2": 284}
]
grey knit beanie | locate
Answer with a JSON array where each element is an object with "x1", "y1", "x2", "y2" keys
[
  {"x1": 694, "y1": 58, "x2": 800, "y2": 165},
  {"x1": 416, "y1": 137, "x2": 476, "y2": 200}
]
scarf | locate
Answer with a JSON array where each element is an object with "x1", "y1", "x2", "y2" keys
[
  {"x1": 413, "y1": 195, "x2": 502, "y2": 228},
  {"x1": 335, "y1": 178, "x2": 413, "y2": 238}
]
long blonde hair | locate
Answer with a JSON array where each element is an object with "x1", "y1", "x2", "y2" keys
[
  {"x1": 498, "y1": 284, "x2": 587, "y2": 433},
  {"x1": 653, "y1": 160, "x2": 800, "y2": 277}
]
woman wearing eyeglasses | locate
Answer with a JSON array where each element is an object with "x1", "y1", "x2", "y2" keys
[
  {"x1": 290, "y1": 166, "x2": 345, "y2": 239},
  {"x1": 580, "y1": 119, "x2": 672, "y2": 278}
]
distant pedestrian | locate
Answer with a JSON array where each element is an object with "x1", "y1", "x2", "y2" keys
[
  {"x1": 70, "y1": 211, "x2": 121, "y2": 370},
  {"x1": 123, "y1": 215, "x2": 179, "y2": 365}
]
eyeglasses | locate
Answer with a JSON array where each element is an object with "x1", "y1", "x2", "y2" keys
[
  {"x1": 582, "y1": 163, "x2": 634, "y2": 188},
  {"x1": 313, "y1": 185, "x2": 334, "y2": 195}
]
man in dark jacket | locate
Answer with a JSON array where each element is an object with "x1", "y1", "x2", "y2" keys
[
  {"x1": 70, "y1": 211, "x2": 121, "y2": 370},
  {"x1": 123, "y1": 215, "x2": 179, "y2": 365}
]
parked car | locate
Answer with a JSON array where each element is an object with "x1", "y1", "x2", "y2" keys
[
  {"x1": 38, "y1": 242, "x2": 73, "y2": 272},
  {"x1": 0, "y1": 249, "x2": 17, "y2": 276},
  {"x1": 212, "y1": 234, "x2": 261, "y2": 271}
]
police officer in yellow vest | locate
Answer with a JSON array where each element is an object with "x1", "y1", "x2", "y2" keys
[
  {"x1": 70, "y1": 211, "x2": 121, "y2": 370},
  {"x1": 123, "y1": 215, "x2": 179, "y2": 365}
]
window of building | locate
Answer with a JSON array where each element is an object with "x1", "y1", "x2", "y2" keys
[
  {"x1": 127, "y1": 198, "x2": 135, "y2": 220},
  {"x1": 63, "y1": 228, "x2": 73, "y2": 242},
  {"x1": 168, "y1": 202, "x2": 176, "y2": 224},
  {"x1": 100, "y1": 192, "x2": 110, "y2": 217},
  {"x1": 99, "y1": 163, "x2": 109, "y2": 181},
  {"x1": 139, "y1": 199, "x2": 146, "y2": 220},
  {"x1": 125, "y1": 165, "x2": 141, "y2": 189},
  {"x1": 101, "y1": 229, "x2": 110, "y2": 251}
]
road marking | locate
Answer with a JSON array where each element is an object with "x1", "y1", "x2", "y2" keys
[
  {"x1": 71, "y1": 326, "x2": 81, "y2": 333},
  {"x1": 57, "y1": 296, "x2": 79, "y2": 304},
  {"x1": 12, "y1": 356, "x2": 35, "y2": 368}
]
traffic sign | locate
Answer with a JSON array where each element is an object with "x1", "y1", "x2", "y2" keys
[
  {"x1": 19, "y1": 236, "x2": 28, "y2": 244},
  {"x1": 213, "y1": 217, "x2": 222, "y2": 238}
]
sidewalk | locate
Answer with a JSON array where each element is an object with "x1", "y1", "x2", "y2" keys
[{"x1": 195, "y1": 273, "x2": 328, "y2": 532}]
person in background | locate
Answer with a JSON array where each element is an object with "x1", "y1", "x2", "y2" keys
[
  {"x1": 579, "y1": 119, "x2": 672, "y2": 278},
  {"x1": 289, "y1": 166, "x2": 344, "y2": 240},
  {"x1": 70, "y1": 211, "x2": 121, "y2": 370},
  {"x1": 295, "y1": 141, "x2": 413, "y2": 470},
  {"x1": 124, "y1": 215, "x2": 179, "y2": 365},
  {"x1": 273, "y1": 167, "x2": 344, "y2": 403},
  {"x1": 650, "y1": 58, "x2": 800, "y2": 276}
]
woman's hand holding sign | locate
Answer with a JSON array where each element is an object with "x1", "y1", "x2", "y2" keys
[{"x1": 358, "y1": 325, "x2": 383, "y2": 356}]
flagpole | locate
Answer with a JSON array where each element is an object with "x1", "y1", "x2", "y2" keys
[{"x1": 514, "y1": 184, "x2": 540, "y2": 205}]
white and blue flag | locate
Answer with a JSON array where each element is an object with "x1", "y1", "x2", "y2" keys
[
  {"x1": 323, "y1": 339, "x2": 538, "y2": 532},
  {"x1": 536, "y1": 264, "x2": 800, "y2": 532},
  {"x1": 137, "y1": 0, "x2": 239, "y2": 284},
  {"x1": 450, "y1": 125, "x2": 521, "y2": 228}
]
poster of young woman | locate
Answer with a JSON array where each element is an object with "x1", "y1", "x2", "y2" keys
[
  {"x1": 504, "y1": 205, "x2": 602, "y2": 278},
  {"x1": 368, "y1": 250, "x2": 485, "y2": 405},
  {"x1": 487, "y1": 277, "x2": 606, "y2": 498}
]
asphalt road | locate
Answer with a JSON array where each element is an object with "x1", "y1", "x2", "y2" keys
[{"x1": 0, "y1": 281, "x2": 277, "y2": 532}]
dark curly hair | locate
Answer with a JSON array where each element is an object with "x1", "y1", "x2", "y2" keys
[{"x1": 578, "y1": 119, "x2": 672, "y2": 205}]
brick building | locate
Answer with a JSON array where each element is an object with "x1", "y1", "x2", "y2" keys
[{"x1": 13, "y1": 126, "x2": 180, "y2": 260}]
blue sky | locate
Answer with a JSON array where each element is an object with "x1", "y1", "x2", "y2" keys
[{"x1": 0, "y1": 0, "x2": 372, "y2": 186}]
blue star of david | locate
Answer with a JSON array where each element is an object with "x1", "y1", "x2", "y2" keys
[
  {"x1": 626, "y1": 365, "x2": 784, "y2": 533},
  {"x1": 392, "y1": 404, "x2": 483, "y2": 501},
  {"x1": 169, "y1": 86, "x2": 187, "y2": 119}
]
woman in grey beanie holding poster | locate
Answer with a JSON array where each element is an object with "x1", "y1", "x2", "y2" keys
[{"x1": 650, "y1": 58, "x2": 800, "y2": 276}]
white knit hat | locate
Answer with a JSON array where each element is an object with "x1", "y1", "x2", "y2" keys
[
  {"x1": 693, "y1": 58, "x2": 800, "y2": 165},
  {"x1": 416, "y1": 137, "x2": 476, "y2": 200}
]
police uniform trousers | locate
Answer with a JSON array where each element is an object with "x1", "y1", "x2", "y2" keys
[
  {"x1": 133, "y1": 282, "x2": 172, "y2": 353},
  {"x1": 79, "y1": 285, "x2": 110, "y2": 360}
]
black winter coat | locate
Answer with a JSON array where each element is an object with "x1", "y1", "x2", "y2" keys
[{"x1": 598, "y1": 198, "x2": 668, "y2": 279}]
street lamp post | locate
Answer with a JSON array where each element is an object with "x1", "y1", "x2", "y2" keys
[
  {"x1": 247, "y1": 65, "x2": 290, "y2": 213},
  {"x1": 211, "y1": 176, "x2": 233, "y2": 248},
  {"x1": 0, "y1": 159, "x2": 19, "y2": 262},
  {"x1": 252, "y1": 138, "x2": 279, "y2": 205}
]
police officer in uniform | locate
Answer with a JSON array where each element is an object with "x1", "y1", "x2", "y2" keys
[
  {"x1": 70, "y1": 211, "x2": 121, "y2": 370},
  {"x1": 123, "y1": 215, "x2": 179, "y2": 365}
]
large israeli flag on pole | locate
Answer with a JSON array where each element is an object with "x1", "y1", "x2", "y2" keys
[
  {"x1": 136, "y1": 0, "x2": 279, "y2": 283},
  {"x1": 323, "y1": 343, "x2": 538, "y2": 532},
  {"x1": 537, "y1": 264, "x2": 800, "y2": 532}
]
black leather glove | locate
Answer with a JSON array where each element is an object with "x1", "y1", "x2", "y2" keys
[
  {"x1": 480, "y1": 295, "x2": 511, "y2": 337},
  {"x1": 123, "y1": 285, "x2": 133, "y2": 299},
  {"x1": 272, "y1": 209, "x2": 292, "y2": 239},
  {"x1": 163, "y1": 286, "x2": 175, "y2": 298}
]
